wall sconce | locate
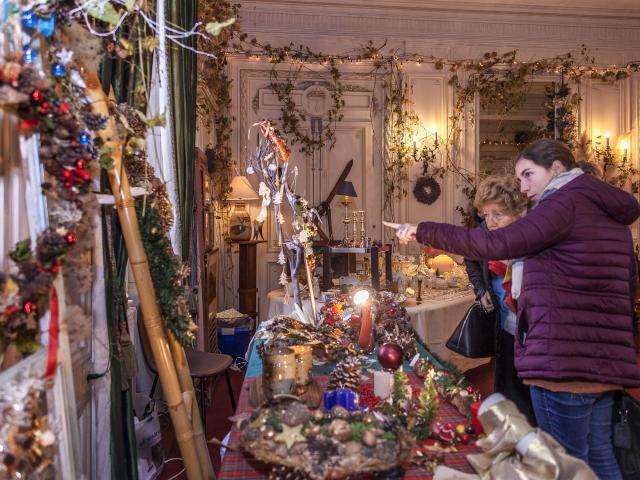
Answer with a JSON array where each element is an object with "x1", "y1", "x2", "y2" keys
[
  {"x1": 228, "y1": 175, "x2": 259, "y2": 241},
  {"x1": 413, "y1": 126, "x2": 440, "y2": 175},
  {"x1": 620, "y1": 140, "x2": 629, "y2": 161}
]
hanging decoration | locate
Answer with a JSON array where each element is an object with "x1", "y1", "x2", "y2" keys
[
  {"x1": 413, "y1": 176, "x2": 442, "y2": 205},
  {"x1": 247, "y1": 120, "x2": 319, "y2": 323},
  {"x1": 0, "y1": 63, "x2": 100, "y2": 353}
]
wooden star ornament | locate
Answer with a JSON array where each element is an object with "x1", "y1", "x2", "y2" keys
[{"x1": 274, "y1": 423, "x2": 305, "y2": 450}]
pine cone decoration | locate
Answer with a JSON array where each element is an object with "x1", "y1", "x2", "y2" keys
[
  {"x1": 382, "y1": 329, "x2": 417, "y2": 361},
  {"x1": 327, "y1": 356, "x2": 361, "y2": 391},
  {"x1": 268, "y1": 466, "x2": 306, "y2": 480}
]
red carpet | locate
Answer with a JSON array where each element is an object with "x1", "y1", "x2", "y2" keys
[{"x1": 158, "y1": 368, "x2": 246, "y2": 479}]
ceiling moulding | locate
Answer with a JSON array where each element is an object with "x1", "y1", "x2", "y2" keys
[
  {"x1": 236, "y1": 11, "x2": 640, "y2": 53},
  {"x1": 238, "y1": 0, "x2": 640, "y2": 21}
]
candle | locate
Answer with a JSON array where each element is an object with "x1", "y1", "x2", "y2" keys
[
  {"x1": 290, "y1": 345, "x2": 313, "y2": 389},
  {"x1": 605, "y1": 131, "x2": 611, "y2": 148},
  {"x1": 374, "y1": 370, "x2": 394, "y2": 399},
  {"x1": 470, "y1": 401, "x2": 483, "y2": 435},
  {"x1": 354, "y1": 290, "x2": 374, "y2": 352}
]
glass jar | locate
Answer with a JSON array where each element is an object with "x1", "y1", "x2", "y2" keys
[{"x1": 262, "y1": 346, "x2": 296, "y2": 399}]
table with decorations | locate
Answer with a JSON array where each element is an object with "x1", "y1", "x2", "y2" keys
[{"x1": 219, "y1": 289, "x2": 486, "y2": 479}]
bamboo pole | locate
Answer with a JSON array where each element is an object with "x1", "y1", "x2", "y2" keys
[
  {"x1": 167, "y1": 332, "x2": 215, "y2": 479},
  {"x1": 83, "y1": 71, "x2": 204, "y2": 480}
]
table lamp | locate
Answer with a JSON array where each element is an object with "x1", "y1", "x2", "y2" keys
[
  {"x1": 228, "y1": 175, "x2": 259, "y2": 241},
  {"x1": 336, "y1": 181, "x2": 357, "y2": 246}
]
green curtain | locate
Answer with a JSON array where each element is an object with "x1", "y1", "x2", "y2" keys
[{"x1": 168, "y1": 0, "x2": 198, "y2": 262}]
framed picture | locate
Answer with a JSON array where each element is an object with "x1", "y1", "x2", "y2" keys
[{"x1": 206, "y1": 247, "x2": 219, "y2": 315}]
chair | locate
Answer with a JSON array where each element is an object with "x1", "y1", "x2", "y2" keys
[{"x1": 136, "y1": 311, "x2": 236, "y2": 437}]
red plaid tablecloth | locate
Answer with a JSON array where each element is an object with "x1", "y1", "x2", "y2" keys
[{"x1": 219, "y1": 373, "x2": 481, "y2": 479}]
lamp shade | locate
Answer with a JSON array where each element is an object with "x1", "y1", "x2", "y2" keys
[
  {"x1": 336, "y1": 180, "x2": 357, "y2": 198},
  {"x1": 228, "y1": 175, "x2": 259, "y2": 201}
]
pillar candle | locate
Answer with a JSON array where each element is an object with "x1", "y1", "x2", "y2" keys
[{"x1": 373, "y1": 370, "x2": 394, "y2": 399}]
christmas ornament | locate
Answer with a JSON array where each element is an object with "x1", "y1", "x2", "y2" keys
[
  {"x1": 23, "y1": 47, "x2": 36, "y2": 64},
  {"x1": 460, "y1": 433, "x2": 471, "y2": 444},
  {"x1": 413, "y1": 176, "x2": 441, "y2": 205},
  {"x1": 21, "y1": 10, "x2": 36, "y2": 29},
  {"x1": 274, "y1": 423, "x2": 305, "y2": 450},
  {"x1": 438, "y1": 423, "x2": 455, "y2": 444},
  {"x1": 377, "y1": 342, "x2": 403, "y2": 370},
  {"x1": 327, "y1": 356, "x2": 361, "y2": 391},
  {"x1": 51, "y1": 63, "x2": 65, "y2": 77},
  {"x1": 456, "y1": 424, "x2": 466, "y2": 435},
  {"x1": 78, "y1": 131, "x2": 91, "y2": 144}
]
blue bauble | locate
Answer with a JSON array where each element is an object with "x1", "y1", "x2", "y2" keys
[
  {"x1": 21, "y1": 10, "x2": 36, "y2": 29},
  {"x1": 79, "y1": 131, "x2": 91, "y2": 145},
  {"x1": 51, "y1": 63, "x2": 65, "y2": 77},
  {"x1": 23, "y1": 47, "x2": 35, "y2": 64}
]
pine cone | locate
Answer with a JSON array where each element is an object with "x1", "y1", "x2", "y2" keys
[
  {"x1": 268, "y1": 465, "x2": 306, "y2": 480},
  {"x1": 327, "y1": 356, "x2": 361, "y2": 391}
]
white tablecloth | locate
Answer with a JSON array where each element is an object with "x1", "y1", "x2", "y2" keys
[{"x1": 265, "y1": 288, "x2": 488, "y2": 372}]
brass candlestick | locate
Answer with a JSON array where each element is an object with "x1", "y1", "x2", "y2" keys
[
  {"x1": 359, "y1": 211, "x2": 366, "y2": 248},
  {"x1": 416, "y1": 278, "x2": 423, "y2": 304},
  {"x1": 352, "y1": 211, "x2": 358, "y2": 246},
  {"x1": 341, "y1": 197, "x2": 351, "y2": 246}
]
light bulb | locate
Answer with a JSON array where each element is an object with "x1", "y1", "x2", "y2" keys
[{"x1": 353, "y1": 289, "x2": 370, "y2": 305}]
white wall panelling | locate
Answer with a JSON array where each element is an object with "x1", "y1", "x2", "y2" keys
[{"x1": 222, "y1": 2, "x2": 640, "y2": 316}]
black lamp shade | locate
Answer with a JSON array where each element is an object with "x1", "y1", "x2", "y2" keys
[{"x1": 337, "y1": 180, "x2": 357, "y2": 198}]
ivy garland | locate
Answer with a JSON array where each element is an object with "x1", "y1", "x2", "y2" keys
[
  {"x1": 198, "y1": 0, "x2": 238, "y2": 202},
  {"x1": 197, "y1": 6, "x2": 640, "y2": 224}
]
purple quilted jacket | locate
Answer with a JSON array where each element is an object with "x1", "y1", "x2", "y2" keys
[{"x1": 416, "y1": 173, "x2": 640, "y2": 386}]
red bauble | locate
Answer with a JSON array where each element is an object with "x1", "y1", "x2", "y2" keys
[
  {"x1": 40, "y1": 102, "x2": 49, "y2": 113},
  {"x1": 75, "y1": 159, "x2": 86, "y2": 170},
  {"x1": 23, "y1": 301, "x2": 37, "y2": 314},
  {"x1": 31, "y1": 89, "x2": 43, "y2": 103},
  {"x1": 466, "y1": 386, "x2": 475, "y2": 394},
  {"x1": 59, "y1": 102, "x2": 69, "y2": 113},
  {"x1": 4, "y1": 305, "x2": 17, "y2": 315},
  {"x1": 460, "y1": 433, "x2": 471, "y2": 444},
  {"x1": 77, "y1": 170, "x2": 91, "y2": 182},
  {"x1": 377, "y1": 342, "x2": 404, "y2": 370},
  {"x1": 65, "y1": 232, "x2": 77, "y2": 245},
  {"x1": 61, "y1": 169, "x2": 72, "y2": 180}
]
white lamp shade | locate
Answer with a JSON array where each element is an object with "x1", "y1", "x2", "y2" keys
[{"x1": 228, "y1": 175, "x2": 259, "y2": 201}]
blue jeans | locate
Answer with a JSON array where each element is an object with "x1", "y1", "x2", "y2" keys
[{"x1": 530, "y1": 386, "x2": 622, "y2": 480}]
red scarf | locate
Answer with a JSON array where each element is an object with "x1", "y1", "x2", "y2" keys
[{"x1": 487, "y1": 261, "x2": 516, "y2": 313}]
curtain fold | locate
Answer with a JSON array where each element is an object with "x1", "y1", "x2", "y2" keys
[{"x1": 168, "y1": 0, "x2": 198, "y2": 262}]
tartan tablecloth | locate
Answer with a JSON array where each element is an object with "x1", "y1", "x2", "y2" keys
[{"x1": 219, "y1": 350, "x2": 482, "y2": 479}]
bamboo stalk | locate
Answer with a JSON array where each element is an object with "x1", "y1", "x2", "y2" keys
[
  {"x1": 167, "y1": 332, "x2": 215, "y2": 479},
  {"x1": 83, "y1": 71, "x2": 204, "y2": 480}
]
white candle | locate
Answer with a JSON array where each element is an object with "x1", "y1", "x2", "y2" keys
[{"x1": 373, "y1": 370, "x2": 394, "y2": 399}]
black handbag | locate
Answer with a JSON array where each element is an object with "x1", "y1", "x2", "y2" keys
[
  {"x1": 445, "y1": 301, "x2": 496, "y2": 358},
  {"x1": 613, "y1": 391, "x2": 640, "y2": 480}
]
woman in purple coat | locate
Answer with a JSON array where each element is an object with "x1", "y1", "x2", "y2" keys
[{"x1": 389, "y1": 139, "x2": 640, "y2": 480}]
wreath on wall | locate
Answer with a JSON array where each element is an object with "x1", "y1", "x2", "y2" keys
[{"x1": 413, "y1": 176, "x2": 441, "y2": 205}]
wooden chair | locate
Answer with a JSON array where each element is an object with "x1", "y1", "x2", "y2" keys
[{"x1": 136, "y1": 311, "x2": 236, "y2": 437}]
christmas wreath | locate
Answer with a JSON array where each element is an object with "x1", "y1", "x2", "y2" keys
[{"x1": 413, "y1": 176, "x2": 441, "y2": 205}]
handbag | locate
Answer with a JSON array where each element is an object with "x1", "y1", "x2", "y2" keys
[
  {"x1": 613, "y1": 391, "x2": 640, "y2": 480},
  {"x1": 445, "y1": 301, "x2": 496, "y2": 358}
]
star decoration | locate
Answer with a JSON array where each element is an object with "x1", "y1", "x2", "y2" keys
[
  {"x1": 55, "y1": 49, "x2": 74, "y2": 65},
  {"x1": 274, "y1": 423, "x2": 305, "y2": 450},
  {"x1": 248, "y1": 411, "x2": 269, "y2": 430}
]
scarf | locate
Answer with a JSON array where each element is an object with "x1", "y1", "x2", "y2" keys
[{"x1": 487, "y1": 260, "x2": 516, "y2": 313}]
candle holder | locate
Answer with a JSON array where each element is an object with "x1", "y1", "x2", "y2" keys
[
  {"x1": 290, "y1": 345, "x2": 313, "y2": 395},
  {"x1": 262, "y1": 346, "x2": 296, "y2": 399},
  {"x1": 352, "y1": 211, "x2": 358, "y2": 246},
  {"x1": 416, "y1": 277, "x2": 423, "y2": 304},
  {"x1": 359, "y1": 210, "x2": 366, "y2": 248}
]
